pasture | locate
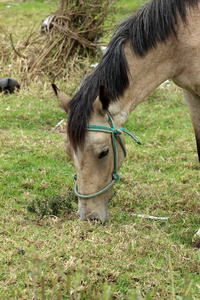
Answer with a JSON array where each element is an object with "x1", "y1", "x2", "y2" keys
[{"x1": 0, "y1": 0, "x2": 200, "y2": 299}]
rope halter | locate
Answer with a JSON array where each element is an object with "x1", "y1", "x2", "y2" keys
[{"x1": 74, "y1": 113, "x2": 141, "y2": 199}]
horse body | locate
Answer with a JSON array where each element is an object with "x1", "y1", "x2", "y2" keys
[
  {"x1": 124, "y1": 7, "x2": 200, "y2": 110},
  {"x1": 119, "y1": 7, "x2": 200, "y2": 166},
  {"x1": 53, "y1": 0, "x2": 200, "y2": 234},
  {"x1": 172, "y1": 9, "x2": 200, "y2": 161}
]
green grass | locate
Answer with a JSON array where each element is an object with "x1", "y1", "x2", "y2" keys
[
  {"x1": 117, "y1": 0, "x2": 147, "y2": 15},
  {"x1": 0, "y1": 0, "x2": 200, "y2": 299},
  {"x1": 1, "y1": 82, "x2": 200, "y2": 300},
  {"x1": 0, "y1": 0, "x2": 56, "y2": 31}
]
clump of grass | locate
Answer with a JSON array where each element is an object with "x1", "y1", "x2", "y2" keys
[{"x1": 27, "y1": 189, "x2": 77, "y2": 218}]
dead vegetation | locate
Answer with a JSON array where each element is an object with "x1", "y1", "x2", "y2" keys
[{"x1": 1, "y1": 0, "x2": 117, "y2": 81}]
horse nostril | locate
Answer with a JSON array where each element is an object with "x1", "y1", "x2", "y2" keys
[
  {"x1": 79, "y1": 210, "x2": 101, "y2": 222},
  {"x1": 88, "y1": 212, "x2": 99, "y2": 220},
  {"x1": 88, "y1": 212, "x2": 107, "y2": 225}
]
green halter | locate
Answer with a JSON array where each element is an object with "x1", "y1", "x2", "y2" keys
[{"x1": 74, "y1": 113, "x2": 141, "y2": 199}]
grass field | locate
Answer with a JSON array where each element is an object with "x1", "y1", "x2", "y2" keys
[{"x1": 0, "y1": 0, "x2": 200, "y2": 299}]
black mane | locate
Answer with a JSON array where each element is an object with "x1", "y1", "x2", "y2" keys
[{"x1": 68, "y1": 0, "x2": 199, "y2": 150}]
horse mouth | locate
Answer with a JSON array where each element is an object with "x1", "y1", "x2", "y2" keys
[{"x1": 77, "y1": 208, "x2": 108, "y2": 224}]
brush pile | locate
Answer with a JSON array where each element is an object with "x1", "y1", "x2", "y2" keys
[{"x1": 6, "y1": 0, "x2": 116, "y2": 79}]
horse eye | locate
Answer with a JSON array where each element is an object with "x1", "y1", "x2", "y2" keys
[{"x1": 98, "y1": 148, "x2": 109, "y2": 159}]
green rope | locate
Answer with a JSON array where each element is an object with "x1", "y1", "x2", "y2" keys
[{"x1": 74, "y1": 113, "x2": 141, "y2": 199}]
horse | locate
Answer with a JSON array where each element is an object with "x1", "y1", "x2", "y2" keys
[{"x1": 52, "y1": 0, "x2": 200, "y2": 247}]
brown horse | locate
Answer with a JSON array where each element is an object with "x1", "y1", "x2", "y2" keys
[{"x1": 52, "y1": 0, "x2": 200, "y2": 247}]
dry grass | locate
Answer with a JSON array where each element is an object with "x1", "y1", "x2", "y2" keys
[
  {"x1": 0, "y1": 1, "x2": 200, "y2": 299},
  {"x1": 1, "y1": 0, "x2": 117, "y2": 81},
  {"x1": 1, "y1": 80, "x2": 200, "y2": 299}
]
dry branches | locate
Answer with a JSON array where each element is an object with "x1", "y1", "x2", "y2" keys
[{"x1": 3, "y1": 0, "x2": 117, "y2": 80}]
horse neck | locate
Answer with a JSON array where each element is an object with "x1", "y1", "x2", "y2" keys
[{"x1": 110, "y1": 38, "x2": 177, "y2": 127}]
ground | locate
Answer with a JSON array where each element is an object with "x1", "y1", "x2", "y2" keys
[{"x1": 0, "y1": 1, "x2": 199, "y2": 299}]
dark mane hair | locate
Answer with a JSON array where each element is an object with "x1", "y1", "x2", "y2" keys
[{"x1": 68, "y1": 0, "x2": 199, "y2": 150}]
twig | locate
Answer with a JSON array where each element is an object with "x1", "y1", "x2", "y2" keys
[
  {"x1": 54, "y1": 119, "x2": 65, "y2": 129},
  {"x1": 10, "y1": 33, "x2": 27, "y2": 59},
  {"x1": 131, "y1": 213, "x2": 169, "y2": 220}
]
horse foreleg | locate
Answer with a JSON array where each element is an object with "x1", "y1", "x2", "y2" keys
[
  {"x1": 182, "y1": 89, "x2": 200, "y2": 162},
  {"x1": 182, "y1": 89, "x2": 200, "y2": 249}
]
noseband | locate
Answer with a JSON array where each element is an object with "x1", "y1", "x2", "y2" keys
[{"x1": 74, "y1": 113, "x2": 141, "y2": 199}]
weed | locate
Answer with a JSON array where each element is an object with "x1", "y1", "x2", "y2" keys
[{"x1": 27, "y1": 190, "x2": 78, "y2": 218}]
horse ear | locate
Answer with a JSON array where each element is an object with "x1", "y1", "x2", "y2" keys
[
  {"x1": 99, "y1": 84, "x2": 110, "y2": 110},
  {"x1": 93, "y1": 84, "x2": 110, "y2": 115},
  {"x1": 52, "y1": 84, "x2": 70, "y2": 113}
]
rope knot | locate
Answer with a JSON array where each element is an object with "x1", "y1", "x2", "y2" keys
[
  {"x1": 112, "y1": 173, "x2": 120, "y2": 182},
  {"x1": 112, "y1": 127, "x2": 122, "y2": 136}
]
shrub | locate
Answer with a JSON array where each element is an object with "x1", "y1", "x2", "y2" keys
[{"x1": 8, "y1": 0, "x2": 117, "y2": 79}]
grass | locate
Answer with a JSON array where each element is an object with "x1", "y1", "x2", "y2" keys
[
  {"x1": 117, "y1": 0, "x2": 147, "y2": 16},
  {"x1": 0, "y1": 0, "x2": 200, "y2": 299},
  {"x1": 0, "y1": 0, "x2": 56, "y2": 33}
]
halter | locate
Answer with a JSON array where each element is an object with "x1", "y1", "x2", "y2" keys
[{"x1": 74, "y1": 113, "x2": 141, "y2": 199}]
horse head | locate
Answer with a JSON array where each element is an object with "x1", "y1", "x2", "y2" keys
[{"x1": 52, "y1": 84, "x2": 129, "y2": 223}]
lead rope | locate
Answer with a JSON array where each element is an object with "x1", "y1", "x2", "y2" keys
[{"x1": 74, "y1": 113, "x2": 141, "y2": 199}]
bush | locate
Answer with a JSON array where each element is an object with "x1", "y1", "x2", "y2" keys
[{"x1": 8, "y1": 0, "x2": 117, "y2": 79}]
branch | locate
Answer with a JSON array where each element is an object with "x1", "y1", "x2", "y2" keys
[{"x1": 10, "y1": 33, "x2": 27, "y2": 59}]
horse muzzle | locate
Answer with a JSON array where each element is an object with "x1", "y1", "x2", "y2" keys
[{"x1": 77, "y1": 198, "x2": 109, "y2": 224}]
